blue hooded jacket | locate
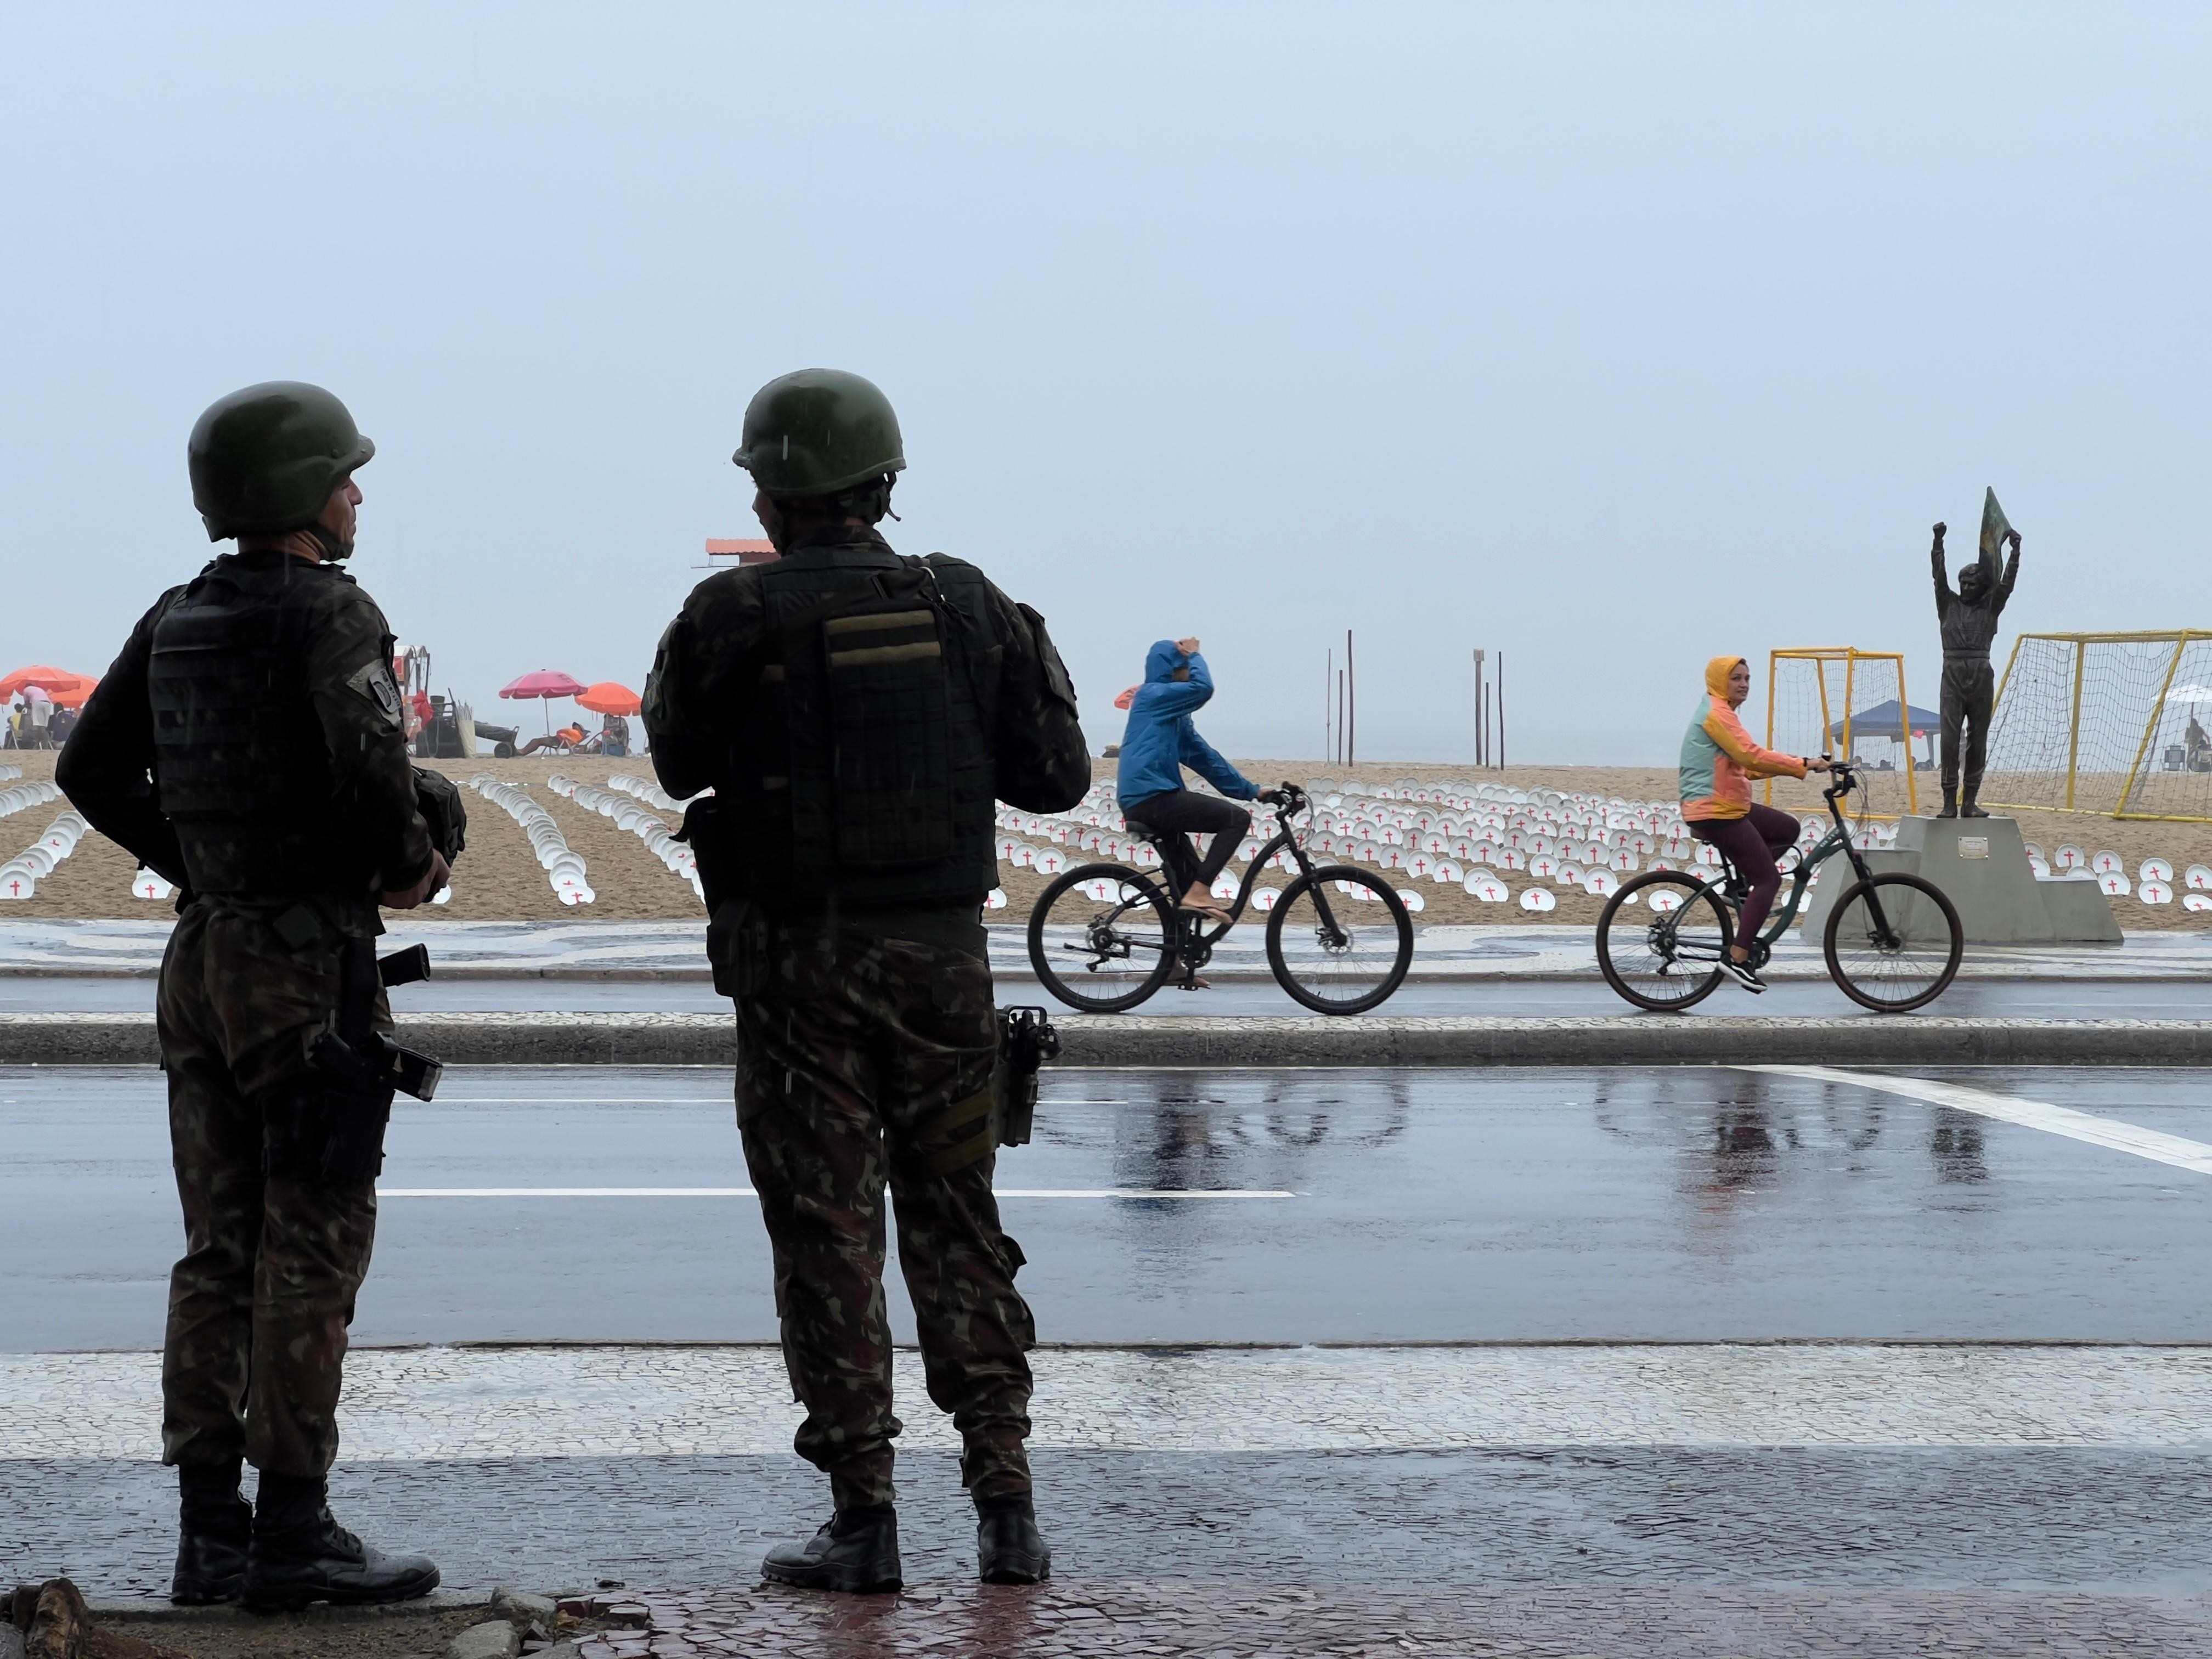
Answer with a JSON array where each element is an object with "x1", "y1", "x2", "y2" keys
[{"x1": 1115, "y1": 641, "x2": 1259, "y2": 809}]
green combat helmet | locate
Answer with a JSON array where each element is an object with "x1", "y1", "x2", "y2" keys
[
  {"x1": 732, "y1": 369, "x2": 905, "y2": 497},
  {"x1": 188, "y1": 381, "x2": 375, "y2": 541}
]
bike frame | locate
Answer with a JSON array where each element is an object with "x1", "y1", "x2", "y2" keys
[
  {"x1": 1669, "y1": 761, "x2": 1904, "y2": 961},
  {"x1": 1100, "y1": 785, "x2": 1347, "y2": 974}
]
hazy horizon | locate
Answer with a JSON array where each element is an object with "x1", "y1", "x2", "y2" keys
[{"x1": 5, "y1": 5, "x2": 2207, "y2": 766}]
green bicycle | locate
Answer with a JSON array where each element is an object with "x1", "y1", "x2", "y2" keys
[{"x1": 1595, "y1": 758, "x2": 1963, "y2": 1013}]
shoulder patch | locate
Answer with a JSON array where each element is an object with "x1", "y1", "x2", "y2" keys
[{"x1": 345, "y1": 657, "x2": 405, "y2": 729}]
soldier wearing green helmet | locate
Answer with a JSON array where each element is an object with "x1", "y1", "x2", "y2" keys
[
  {"x1": 59, "y1": 381, "x2": 449, "y2": 1612},
  {"x1": 645, "y1": 368, "x2": 1089, "y2": 1593}
]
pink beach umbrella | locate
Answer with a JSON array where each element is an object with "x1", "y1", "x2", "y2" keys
[{"x1": 499, "y1": 669, "x2": 589, "y2": 734}]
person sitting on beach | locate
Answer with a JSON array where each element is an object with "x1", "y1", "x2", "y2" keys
[
  {"x1": 517, "y1": 721, "x2": 588, "y2": 757},
  {"x1": 1116, "y1": 637, "x2": 1259, "y2": 925},
  {"x1": 1680, "y1": 656, "x2": 1831, "y2": 994}
]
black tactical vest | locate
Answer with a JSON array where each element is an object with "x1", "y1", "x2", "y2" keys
[
  {"x1": 730, "y1": 546, "x2": 1000, "y2": 909},
  {"x1": 148, "y1": 554, "x2": 364, "y2": 896}
]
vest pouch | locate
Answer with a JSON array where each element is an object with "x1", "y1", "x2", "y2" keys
[{"x1": 821, "y1": 603, "x2": 955, "y2": 869}]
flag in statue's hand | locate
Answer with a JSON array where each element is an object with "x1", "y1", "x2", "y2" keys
[{"x1": 1979, "y1": 487, "x2": 2015, "y2": 563}]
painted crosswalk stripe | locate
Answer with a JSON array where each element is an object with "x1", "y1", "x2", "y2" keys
[
  {"x1": 377, "y1": 1187, "x2": 1296, "y2": 1199},
  {"x1": 1742, "y1": 1064, "x2": 2212, "y2": 1177}
]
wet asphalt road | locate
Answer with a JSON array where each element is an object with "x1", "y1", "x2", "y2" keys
[
  {"x1": 8, "y1": 1064, "x2": 2212, "y2": 1350},
  {"x1": 3, "y1": 974, "x2": 2204, "y2": 1017}
]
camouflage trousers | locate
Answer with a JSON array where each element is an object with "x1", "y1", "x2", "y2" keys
[
  {"x1": 155, "y1": 896, "x2": 393, "y2": 1478},
  {"x1": 733, "y1": 923, "x2": 1034, "y2": 1510}
]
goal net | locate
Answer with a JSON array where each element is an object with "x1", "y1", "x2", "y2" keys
[
  {"x1": 1765, "y1": 648, "x2": 1921, "y2": 819},
  {"x1": 1982, "y1": 631, "x2": 2212, "y2": 821}
]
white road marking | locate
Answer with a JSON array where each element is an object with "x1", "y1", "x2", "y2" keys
[
  {"x1": 377, "y1": 1187, "x2": 1296, "y2": 1200},
  {"x1": 1744, "y1": 1065, "x2": 2212, "y2": 1177}
]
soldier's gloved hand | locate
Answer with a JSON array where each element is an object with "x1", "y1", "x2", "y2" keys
[{"x1": 382, "y1": 851, "x2": 451, "y2": 910}]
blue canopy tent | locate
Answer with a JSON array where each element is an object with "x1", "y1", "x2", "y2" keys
[{"x1": 1830, "y1": 698, "x2": 1940, "y2": 769}]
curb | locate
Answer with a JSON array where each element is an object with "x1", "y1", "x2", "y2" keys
[
  {"x1": 87, "y1": 1592, "x2": 491, "y2": 1624},
  {"x1": 7, "y1": 1011, "x2": 2212, "y2": 1068}
]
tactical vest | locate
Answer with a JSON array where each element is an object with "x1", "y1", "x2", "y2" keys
[
  {"x1": 148, "y1": 554, "x2": 362, "y2": 896},
  {"x1": 729, "y1": 547, "x2": 1000, "y2": 909}
]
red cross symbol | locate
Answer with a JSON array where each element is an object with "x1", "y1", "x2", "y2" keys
[{"x1": 6, "y1": 877, "x2": 23, "y2": 898}]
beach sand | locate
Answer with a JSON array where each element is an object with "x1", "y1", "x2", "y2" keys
[{"x1": 5, "y1": 749, "x2": 2207, "y2": 932}]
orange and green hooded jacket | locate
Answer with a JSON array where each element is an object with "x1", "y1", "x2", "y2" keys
[{"x1": 1679, "y1": 656, "x2": 1808, "y2": 821}]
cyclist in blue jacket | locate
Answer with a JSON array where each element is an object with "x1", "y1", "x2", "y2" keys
[{"x1": 1117, "y1": 637, "x2": 1260, "y2": 923}]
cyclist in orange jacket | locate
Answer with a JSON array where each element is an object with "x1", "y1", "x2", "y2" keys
[{"x1": 1680, "y1": 656, "x2": 1831, "y2": 992}]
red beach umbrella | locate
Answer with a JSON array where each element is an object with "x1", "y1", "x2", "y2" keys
[{"x1": 499, "y1": 669, "x2": 589, "y2": 733}]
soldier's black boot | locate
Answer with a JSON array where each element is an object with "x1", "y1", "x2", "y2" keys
[
  {"x1": 761, "y1": 1504, "x2": 902, "y2": 1593},
  {"x1": 242, "y1": 1474, "x2": 440, "y2": 1612},
  {"x1": 1960, "y1": 788, "x2": 1990, "y2": 819},
  {"x1": 1936, "y1": 786, "x2": 1959, "y2": 819},
  {"x1": 977, "y1": 1496, "x2": 1051, "y2": 1585},
  {"x1": 171, "y1": 1462, "x2": 251, "y2": 1605}
]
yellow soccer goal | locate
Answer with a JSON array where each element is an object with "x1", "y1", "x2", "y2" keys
[
  {"x1": 1763, "y1": 648, "x2": 1921, "y2": 818},
  {"x1": 1980, "y1": 630, "x2": 2212, "y2": 821}
]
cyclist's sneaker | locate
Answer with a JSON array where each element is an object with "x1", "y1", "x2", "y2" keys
[{"x1": 1720, "y1": 955, "x2": 1767, "y2": 993}]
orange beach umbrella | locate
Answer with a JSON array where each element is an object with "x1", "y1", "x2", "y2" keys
[
  {"x1": 0, "y1": 665, "x2": 88, "y2": 700},
  {"x1": 575, "y1": 681, "x2": 641, "y2": 716}
]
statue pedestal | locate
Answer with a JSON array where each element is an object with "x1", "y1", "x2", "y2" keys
[{"x1": 1798, "y1": 816, "x2": 2120, "y2": 944}]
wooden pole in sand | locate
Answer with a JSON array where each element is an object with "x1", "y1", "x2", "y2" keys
[
  {"x1": 1346, "y1": 630, "x2": 1356, "y2": 767},
  {"x1": 1473, "y1": 648, "x2": 1486, "y2": 766}
]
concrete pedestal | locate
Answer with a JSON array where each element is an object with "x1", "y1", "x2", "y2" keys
[{"x1": 1797, "y1": 816, "x2": 2120, "y2": 945}]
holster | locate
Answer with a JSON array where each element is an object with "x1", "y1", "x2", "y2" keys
[
  {"x1": 994, "y1": 1005, "x2": 1060, "y2": 1149},
  {"x1": 704, "y1": 896, "x2": 769, "y2": 1000},
  {"x1": 915, "y1": 1006, "x2": 1059, "y2": 1177},
  {"x1": 296, "y1": 936, "x2": 400, "y2": 1185}
]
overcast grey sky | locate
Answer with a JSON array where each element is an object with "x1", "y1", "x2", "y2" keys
[{"x1": 3, "y1": 5, "x2": 2206, "y2": 763}]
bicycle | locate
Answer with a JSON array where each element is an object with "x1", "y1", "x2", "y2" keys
[
  {"x1": 1595, "y1": 757, "x2": 1963, "y2": 1013},
  {"x1": 1025, "y1": 782, "x2": 1416, "y2": 1015}
]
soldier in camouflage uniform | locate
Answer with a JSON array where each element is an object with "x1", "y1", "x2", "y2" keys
[
  {"x1": 644, "y1": 368, "x2": 1088, "y2": 1592},
  {"x1": 59, "y1": 383, "x2": 447, "y2": 1611}
]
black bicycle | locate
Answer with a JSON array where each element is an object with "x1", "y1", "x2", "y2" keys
[
  {"x1": 1595, "y1": 758, "x2": 1963, "y2": 1013},
  {"x1": 1026, "y1": 782, "x2": 1415, "y2": 1015}
]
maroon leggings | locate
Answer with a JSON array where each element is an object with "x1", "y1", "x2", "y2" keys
[{"x1": 1688, "y1": 803, "x2": 1801, "y2": 950}]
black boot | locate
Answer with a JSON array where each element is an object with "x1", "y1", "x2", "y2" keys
[
  {"x1": 172, "y1": 1463, "x2": 251, "y2": 1605},
  {"x1": 242, "y1": 1474, "x2": 440, "y2": 1612},
  {"x1": 1960, "y1": 789, "x2": 1990, "y2": 819},
  {"x1": 760, "y1": 1505, "x2": 901, "y2": 1594},
  {"x1": 976, "y1": 1496, "x2": 1051, "y2": 1585},
  {"x1": 1936, "y1": 786, "x2": 1958, "y2": 819}
]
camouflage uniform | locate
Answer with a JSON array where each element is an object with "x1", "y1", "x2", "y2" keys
[
  {"x1": 59, "y1": 552, "x2": 431, "y2": 1481},
  {"x1": 736, "y1": 924, "x2": 1032, "y2": 1507},
  {"x1": 156, "y1": 895, "x2": 393, "y2": 1475},
  {"x1": 645, "y1": 524, "x2": 1087, "y2": 1509}
]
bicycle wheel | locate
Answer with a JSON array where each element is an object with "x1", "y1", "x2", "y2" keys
[
  {"x1": 1265, "y1": 865, "x2": 1414, "y2": 1014},
  {"x1": 1027, "y1": 862, "x2": 1177, "y2": 1012},
  {"x1": 1823, "y1": 872, "x2": 1962, "y2": 1013},
  {"x1": 1595, "y1": 870, "x2": 1734, "y2": 1012}
]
